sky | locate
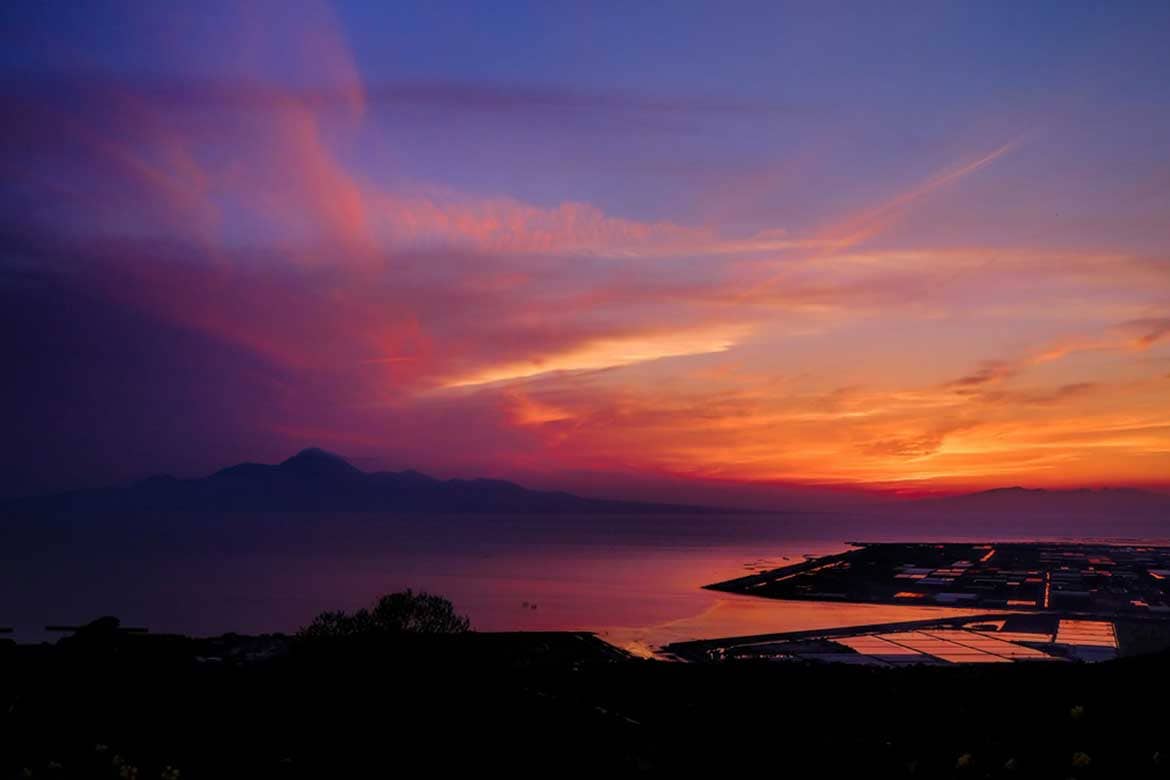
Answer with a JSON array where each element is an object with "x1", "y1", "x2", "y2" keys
[{"x1": 1, "y1": 0, "x2": 1169, "y2": 502}]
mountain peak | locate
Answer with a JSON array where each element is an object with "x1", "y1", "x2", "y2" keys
[
  {"x1": 0, "y1": 449, "x2": 721, "y2": 514},
  {"x1": 278, "y1": 448, "x2": 362, "y2": 478},
  {"x1": 973, "y1": 486, "x2": 1044, "y2": 496}
]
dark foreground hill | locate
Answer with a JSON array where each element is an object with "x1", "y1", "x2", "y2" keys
[
  {"x1": 3, "y1": 620, "x2": 1170, "y2": 778},
  {"x1": 0, "y1": 448, "x2": 717, "y2": 514}
]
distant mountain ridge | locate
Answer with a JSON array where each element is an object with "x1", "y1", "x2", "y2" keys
[
  {"x1": 909, "y1": 485, "x2": 1170, "y2": 516},
  {"x1": 0, "y1": 448, "x2": 720, "y2": 514},
  {"x1": 3, "y1": 451, "x2": 1166, "y2": 516}
]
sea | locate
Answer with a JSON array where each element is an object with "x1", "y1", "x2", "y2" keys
[{"x1": 0, "y1": 510, "x2": 1164, "y2": 653}]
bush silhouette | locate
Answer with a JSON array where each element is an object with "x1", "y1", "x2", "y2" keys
[{"x1": 299, "y1": 589, "x2": 470, "y2": 640}]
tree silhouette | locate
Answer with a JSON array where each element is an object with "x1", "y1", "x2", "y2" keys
[{"x1": 298, "y1": 589, "x2": 470, "y2": 640}]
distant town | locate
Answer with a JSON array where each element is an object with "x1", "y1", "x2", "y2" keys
[
  {"x1": 708, "y1": 542, "x2": 1170, "y2": 614},
  {"x1": 682, "y1": 542, "x2": 1170, "y2": 665}
]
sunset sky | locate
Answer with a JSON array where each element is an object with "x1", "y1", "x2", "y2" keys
[{"x1": 2, "y1": 1, "x2": 1169, "y2": 501}]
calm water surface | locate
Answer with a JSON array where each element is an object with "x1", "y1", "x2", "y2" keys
[{"x1": 1, "y1": 511, "x2": 1161, "y2": 651}]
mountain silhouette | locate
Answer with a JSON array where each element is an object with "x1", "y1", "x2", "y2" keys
[
  {"x1": 907, "y1": 485, "x2": 1170, "y2": 518},
  {"x1": 0, "y1": 449, "x2": 719, "y2": 514}
]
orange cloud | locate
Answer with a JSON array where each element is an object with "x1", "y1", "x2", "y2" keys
[
  {"x1": 505, "y1": 389, "x2": 575, "y2": 426},
  {"x1": 442, "y1": 325, "x2": 750, "y2": 388},
  {"x1": 1122, "y1": 317, "x2": 1170, "y2": 349}
]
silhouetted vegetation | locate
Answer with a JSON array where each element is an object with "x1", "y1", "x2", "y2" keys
[
  {"x1": 296, "y1": 589, "x2": 470, "y2": 640},
  {"x1": 5, "y1": 611, "x2": 1170, "y2": 778}
]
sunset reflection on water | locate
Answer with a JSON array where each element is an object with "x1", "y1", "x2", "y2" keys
[
  {"x1": 601, "y1": 596, "x2": 990, "y2": 658},
  {"x1": 0, "y1": 511, "x2": 1161, "y2": 644}
]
